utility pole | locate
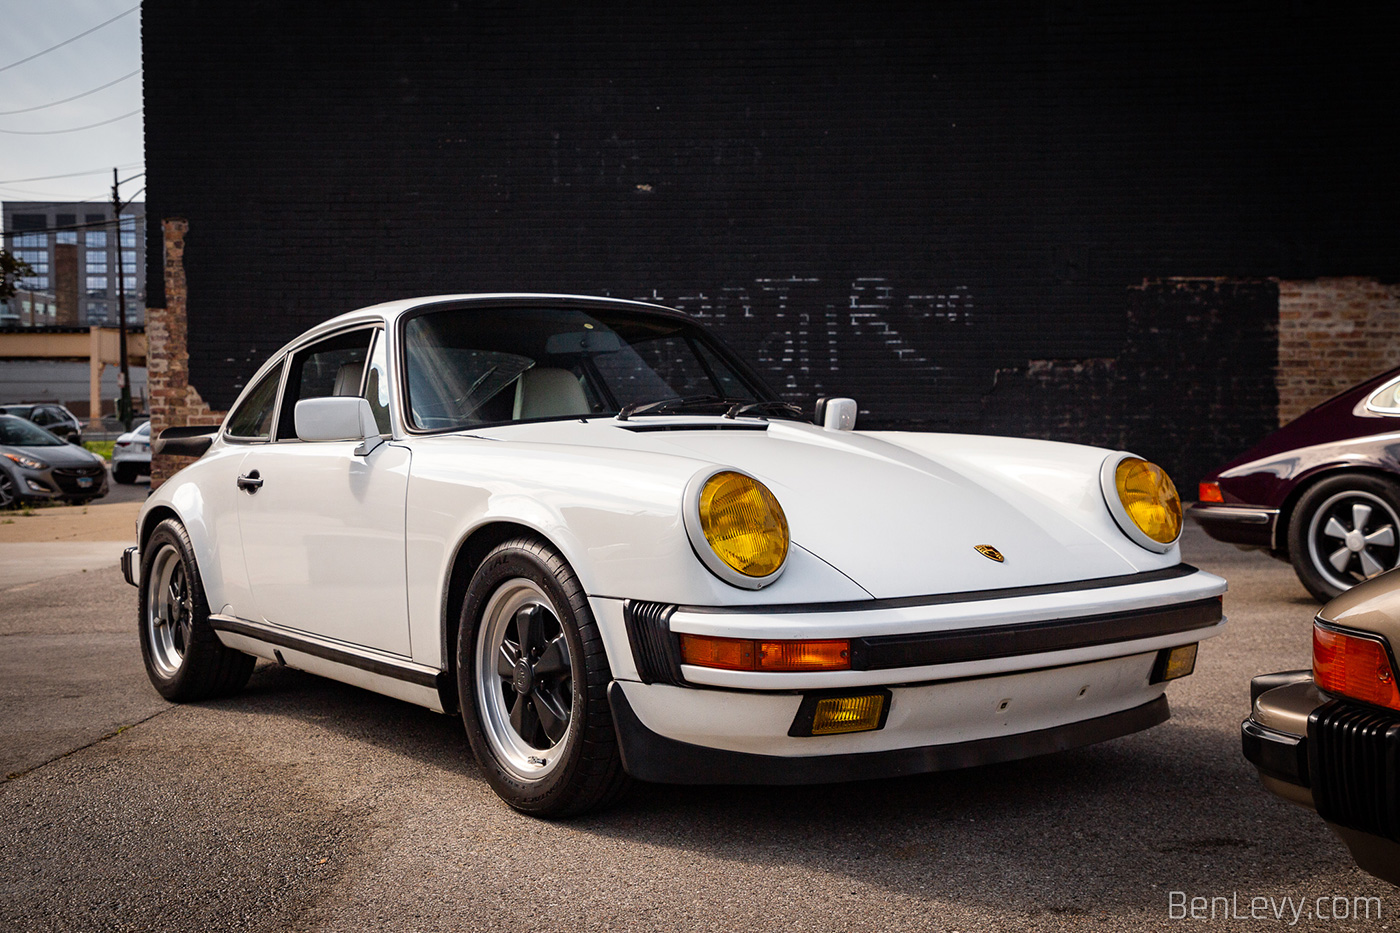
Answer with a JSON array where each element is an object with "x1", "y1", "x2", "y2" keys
[{"x1": 111, "y1": 167, "x2": 133, "y2": 431}]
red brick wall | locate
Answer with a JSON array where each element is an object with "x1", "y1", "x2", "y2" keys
[
  {"x1": 148, "y1": 218, "x2": 225, "y2": 487},
  {"x1": 1277, "y1": 279, "x2": 1400, "y2": 425}
]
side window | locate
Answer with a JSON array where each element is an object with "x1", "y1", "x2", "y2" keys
[
  {"x1": 363, "y1": 330, "x2": 392, "y2": 435},
  {"x1": 276, "y1": 329, "x2": 374, "y2": 440},
  {"x1": 225, "y1": 363, "x2": 284, "y2": 440},
  {"x1": 31, "y1": 408, "x2": 54, "y2": 426}
]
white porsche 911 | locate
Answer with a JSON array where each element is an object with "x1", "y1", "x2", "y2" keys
[{"x1": 124, "y1": 294, "x2": 1226, "y2": 815}]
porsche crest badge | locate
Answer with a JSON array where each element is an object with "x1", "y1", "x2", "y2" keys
[{"x1": 974, "y1": 544, "x2": 1005, "y2": 562}]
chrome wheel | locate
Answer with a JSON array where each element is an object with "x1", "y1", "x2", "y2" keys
[
  {"x1": 1306, "y1": 490, "x2": 1400, "y2": 592},
  {"x1": 145, "y1": 543, "x2": 195, "y2": 678},
  {"x1": 474, "y1": 578, "x2": 575, "y2": 781},
  {"x1": 0, "y1": 471, "x2": 15, "y2": 509}
]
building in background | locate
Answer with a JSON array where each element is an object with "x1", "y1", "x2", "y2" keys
[
  {"x1": 2, "y1": 201, "x2": 146, "y2": 327},
  {"x1": 142, "y1": 3, "x2": 1400, "y2": 490}
]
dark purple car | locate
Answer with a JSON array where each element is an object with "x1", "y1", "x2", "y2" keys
[{"x1": 1191, "y1": 366, "x2": 1400, "y2": 602}]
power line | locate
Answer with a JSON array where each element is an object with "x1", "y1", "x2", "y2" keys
[
  {"x1": 0, "y1": 109, "x2": 141, "y2": 136},
  {"x1": 0, "y1": 69, "x2": 140, "y2": 116},
  {"x1": 0, "y1": 190, "x2": 114, "y2": 208},
  {"x1": 0, "y1": 4, "x2": 139, "y2": 74},
  {"x1": 0, "y1": 164, "x2": 142, "y2": 185}
]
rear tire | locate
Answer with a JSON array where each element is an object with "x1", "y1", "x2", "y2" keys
[
  {"x1": 113, "y1": 463, "x2": 137, "y2": 484},
  {"x1": 1288, "y1": 474, "x2": 1400, "y2": 602},
  {"x1": 458, "y1": 535, "x2": 629, "y2": 817},
  {"x1": 138, "y1": 518, "x2": 255, "y2": 701}
]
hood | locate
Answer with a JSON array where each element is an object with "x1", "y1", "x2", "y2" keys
[{"x1": 484, "y1": 418, "x2": 1168, "y2": 599}]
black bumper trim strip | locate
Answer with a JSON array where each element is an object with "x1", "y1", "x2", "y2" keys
[
  {"x1": 1241, "y1": 718, "x2": 1311, "y2": 787},
  {"x1": 848, "y1": 597, "x2": 1222, "y2": 670},
  {"x1": 210, "y1": 616, "x2": 441, "y2": 689},
  {"x1": 679, "y1": 563, "x2": 1202, "y2": 615},
  {"x1": 608, "y1": 682, "x2": 1169, "y2": 785}
]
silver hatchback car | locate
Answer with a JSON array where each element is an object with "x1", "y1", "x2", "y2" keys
[{"x1": 0, "y1": 414, "x2": 109, "y2": 507}]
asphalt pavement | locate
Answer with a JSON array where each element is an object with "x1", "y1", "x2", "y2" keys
[{"x1": 1, "y1": 516, "x2": 1397, "y2": 932}]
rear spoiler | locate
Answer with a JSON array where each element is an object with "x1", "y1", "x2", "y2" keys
[{"x1": 153, "y1": 425, "x2": 219, "y2": 458}]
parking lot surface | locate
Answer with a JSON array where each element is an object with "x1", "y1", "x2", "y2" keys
[{"x1": 1, "y1": 514, "x2": 1396, "y2": 932}]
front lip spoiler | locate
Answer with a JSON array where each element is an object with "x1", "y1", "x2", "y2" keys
[{"x1": 608, "y1": 681, "x2": 1169, "y2": 785}]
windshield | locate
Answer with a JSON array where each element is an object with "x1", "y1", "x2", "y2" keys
[
  {"x1": 402, "y1": 306, "x2": 769, "y2": 430},
  {"x1": 0, "y1": 415, "x2": 64, "y2": 447}
]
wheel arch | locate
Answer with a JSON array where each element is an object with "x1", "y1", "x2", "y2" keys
[
  {"x1": 437, "y1": 520, "x2": 561, "y2": 715},
  {"x1": 1277, "y1": 466, "x2": 1400, "y2": 556},
  {"x1": 139, "y1": 504, "x2": 183, "y2": 551}
]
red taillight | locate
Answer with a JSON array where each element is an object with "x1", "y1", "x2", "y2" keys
[
  {"x1": 1314, "y1": 623, "x2": 1400, "y2": 711},
  {"x1": 678, "y1": 634, "x2": 851, "y2": 672},
  {"x1": 1198, "y1": 482, "x2": 1224, "y2": 504}
]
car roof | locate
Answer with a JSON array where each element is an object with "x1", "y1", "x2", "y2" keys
[{"x1": 264, "y1": 293, "x2": 694, "y2": 362}]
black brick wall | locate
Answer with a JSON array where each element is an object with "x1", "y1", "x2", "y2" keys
[{"x1": 143, "y1": 1, "x2": 1400, "y2": 488}]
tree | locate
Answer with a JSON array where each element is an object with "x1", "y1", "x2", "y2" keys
[{"x1": 0, "y1": 248, "x2": 34, "y2": 302}]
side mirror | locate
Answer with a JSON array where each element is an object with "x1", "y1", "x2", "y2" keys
[
  {"x1": 814, "y1": 397, "x2": 857, "y2": 432},
  {"x1": 294, "y1": 397, "x2": 383, "y2": 455}
]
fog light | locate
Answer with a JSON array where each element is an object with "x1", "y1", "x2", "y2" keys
[
  {"x1": 1151, "y1": 643, "x2": 1198, "y2": 683},
  {"x1": 788, "y1": 690, "x2": 891, "y2": 737}
]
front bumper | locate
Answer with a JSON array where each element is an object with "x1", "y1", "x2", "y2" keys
[
  {"x1": 1188, "y1": 503, "x2": 1278, "y2": 550},
  {"x1": 1243, "y1": 671, "x2": 1400, "y2": 885},
  {"x1": 3, "y1": 461, "x2": 108, "y2": 503},
  {"x1": 121, "y1": 546, "x2": 139, "y2": 587},
  {"x1": 594, "y1": 566, "x2": 1226, "y2": 781}
]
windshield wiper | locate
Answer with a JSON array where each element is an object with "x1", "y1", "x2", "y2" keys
[
  {"x1": 616, "y1": 395, "x2": 738, "y2": 421},
  {"x1": 723, "y1": 400, "x2": 807, "y2": 421}
]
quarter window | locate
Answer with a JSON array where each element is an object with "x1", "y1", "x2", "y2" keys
[{"x1": 225, "y1": 364, "x2": 284, "y2": 440}]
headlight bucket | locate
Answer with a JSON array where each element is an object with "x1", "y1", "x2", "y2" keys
[
  {"x1": 683, "y1": 468, "x2": 790, "y2": 589},
  {"x1": 1100, "y1": 453, "x2": 1182, "y2": 552}
]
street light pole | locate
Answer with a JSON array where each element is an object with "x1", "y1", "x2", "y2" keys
[{"x1": 111, "y1": 167, "x2": 133, "y2": 431}]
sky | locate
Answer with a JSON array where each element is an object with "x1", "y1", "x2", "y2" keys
[{"x1": 0, "y1": 0, "x2": 144, "y2": 212}]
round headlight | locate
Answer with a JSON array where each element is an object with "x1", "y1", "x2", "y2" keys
[
  {"x1": 685, "y1": 470, "x2": 790, "y2": 588},
  {"x1": 1102, "y1": 454, "x2": 1182, "y2": 551}
]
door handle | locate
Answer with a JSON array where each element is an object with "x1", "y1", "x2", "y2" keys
[{"x1": 237, "y1": 470, "x2": 263, "y2": 492}]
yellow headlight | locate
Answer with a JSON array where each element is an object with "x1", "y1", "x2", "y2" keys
[
  {"x1": 1114, "y1": 457, "x2": 1182, "y2": 545},
  {"x1": 698, "y1": 471, "x2": 789, "y2": 578}
]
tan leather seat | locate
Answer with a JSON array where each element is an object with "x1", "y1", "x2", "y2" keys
[
  {"x1": 332, "y1": 360, "x2": 365, "y2": 397},
  {"x1": 515, "y1": 367, "x2": 588, "y2": 420}
]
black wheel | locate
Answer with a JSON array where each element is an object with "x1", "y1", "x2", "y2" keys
[
  {"x1": 458, "y1": 535, "x2": 629, "y2": 816},
  {"x1": 0, "y1": 469, "x2": 18, "y2": 510},
  {"x1": 139, "y1": 518, "x2": 255, "y2": 701},
  {"x1": 1288, "y1": 474, "x2": 1400, "y2": 602},
  {"x1": 113, "y1": 463, "x2": 137, "y2": 484}
]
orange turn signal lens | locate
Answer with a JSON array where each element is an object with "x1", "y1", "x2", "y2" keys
[
  {"x1": 679, "y1": 634, "x2": 851, "y2": 672},
  {"x1": 1198, "y1": 481, "x2": 1224, "y2": 504},
  {"x1": 1314, "y1": 623, "x2": 1400, "y2": 712}
]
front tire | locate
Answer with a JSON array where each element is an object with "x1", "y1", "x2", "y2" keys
[
  {"x1": 0, "y1": 469, "x2": 19, "y2": 509},
  {"x1": 458, "y1": 535, "x2": 628, "y2": 816},
  {"x1": 1288, "y1": 474, "x2": 1400, "y2": 602},
  {"x1": 139, "y1": 518, "x2": 255, "y2": 700}
]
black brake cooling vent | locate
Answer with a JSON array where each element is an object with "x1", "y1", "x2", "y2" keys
[{"x1": 622, "y1": 600, "x2": 684, "y2": 685}]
